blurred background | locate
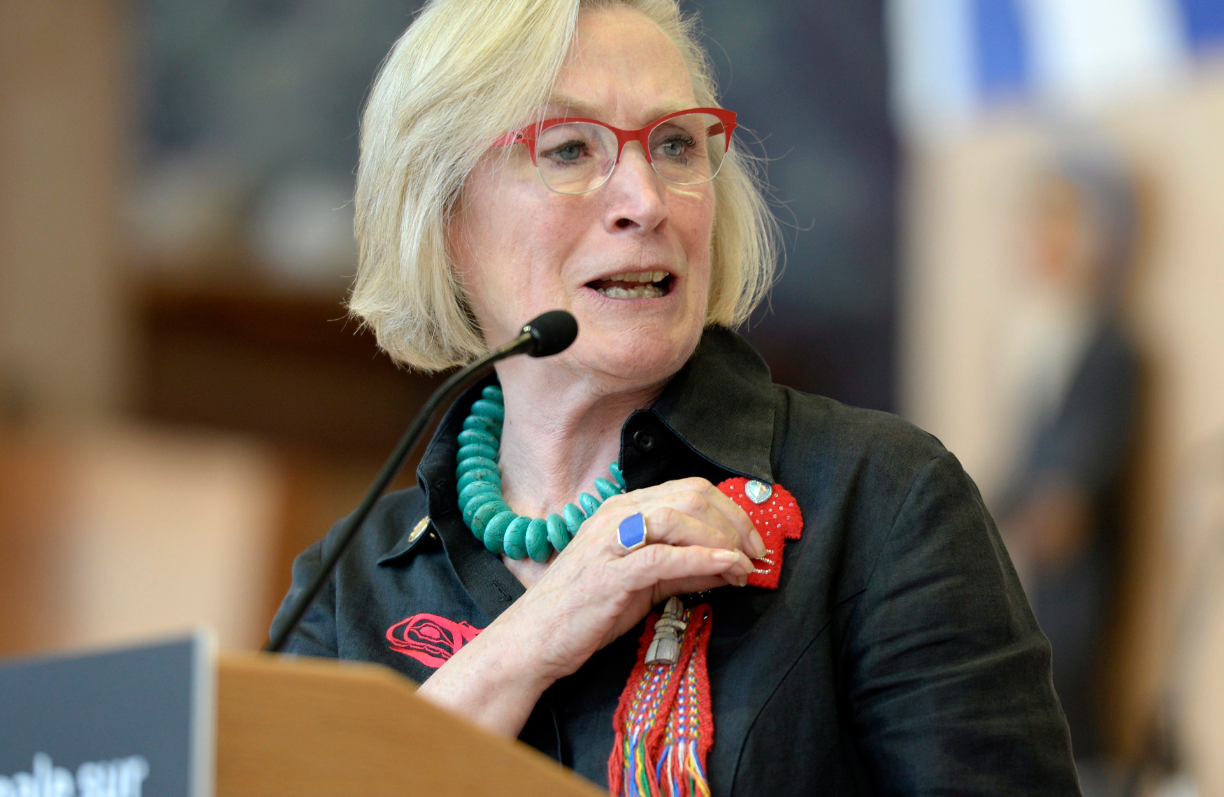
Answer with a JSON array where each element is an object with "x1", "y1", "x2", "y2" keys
[{"x1": 1, "y1": 0, "x2": 1222, "y2": 793}]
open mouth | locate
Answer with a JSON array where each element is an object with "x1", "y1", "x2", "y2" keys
[{"x1": 587, "y1": 270, "x2": 673, "y2": 299}]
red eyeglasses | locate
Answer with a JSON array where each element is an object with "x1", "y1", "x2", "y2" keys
[{"x1": 493, "y1": 107, "x2": 737, "y2": 195}]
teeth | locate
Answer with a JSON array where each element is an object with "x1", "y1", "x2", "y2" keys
[
  {"x1": 597, "y1": 283, "x2": 665, "y2": 299},
  {"x1": 605, "y1": 270, "x2": 668, "y2": 284}
]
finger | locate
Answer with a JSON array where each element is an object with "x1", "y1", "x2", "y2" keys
[
  {"x1": 639, "y1": 478, "x2": 764, "y2": 558},
  {"x1": 696, "y1": 482, "x2": 767, "y2": 559},
  {"x1": 642, "y1": 495, "x2": 758, "y2": 559},
  {"x1": 629, "y1": 507, "x2": 740, "y2": 553},
  {"x1": 595, "y1": 506, "x2": 745, "y2": 588},
  {"x1": 614, "y1": 544, "x2": 752, "y2": 593},
  {"x1": 654, "y1": 575, "x2": 736, "y2": 599}
]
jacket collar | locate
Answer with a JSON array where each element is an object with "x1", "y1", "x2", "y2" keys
[
  {"x1": 376, "y1": 373, "x2": 495, "y2": 567},
  {"x1": 647, "y1": 326, "x2": 776, "y2": 484}
]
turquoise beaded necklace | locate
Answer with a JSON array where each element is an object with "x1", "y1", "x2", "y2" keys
[{"x1": 457, "y1": 383, "x2": 626, "y2": 561}]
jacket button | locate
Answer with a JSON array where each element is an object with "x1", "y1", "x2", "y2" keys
[{"x1": 633, "y1": 429, "x2": 655, "y2": 452}]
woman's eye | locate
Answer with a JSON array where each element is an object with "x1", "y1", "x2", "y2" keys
[
  {"x1": 545, "y1": 141, "x2": 586, "y2": 163},
  {"x1": 658, "y1": 136, "x2": 694, "y2": 158}
]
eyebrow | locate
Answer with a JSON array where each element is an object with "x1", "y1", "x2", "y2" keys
[{"x1": 544, "y1": 96, "x2": 693, "y2": 124}]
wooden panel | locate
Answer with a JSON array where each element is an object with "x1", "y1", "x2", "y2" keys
[
  {"x1": 216, "y1": 654, "x2": 603, "y2": 797},
  {"x1": 0, "y1": 426, "x2": 283, "y2": 656},
  {"x1": 0, "y1": 430, "x2": 71, "y2": 657},
  {"x1": 135, "y1": 280, "x2": 448, "y2": 457},
  {"x1": 0, "y1": 0, "x2": 127, "y2": 420}
]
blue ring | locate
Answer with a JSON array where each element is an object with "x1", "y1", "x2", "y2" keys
[{"x1": 616, "y1": 512, "x2": 648, "y2": 552}]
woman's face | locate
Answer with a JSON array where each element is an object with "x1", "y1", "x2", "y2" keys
[{"x1": 451, "y1": 7, "x2": 715, "y2": 389}]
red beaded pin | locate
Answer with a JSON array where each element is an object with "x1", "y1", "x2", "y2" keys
[{"x1": 716, "y1": 477, "x2": 804, "y2": 589}]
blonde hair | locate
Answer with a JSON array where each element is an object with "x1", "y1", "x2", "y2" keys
[{"x1": 351, "y1": 0, "x2": 778, "y2": 370}]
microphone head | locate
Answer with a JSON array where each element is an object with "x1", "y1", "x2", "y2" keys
[{"x1": 522, "y1": 310, "x2": 578, "y2": 357}]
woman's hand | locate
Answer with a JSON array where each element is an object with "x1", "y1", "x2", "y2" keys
[
  {"x1": 502, "y1": 476, "x2": 764, "y2": 680},
  {"x1": 415, "y1": 476, "x2": 762, "y2": 736}
]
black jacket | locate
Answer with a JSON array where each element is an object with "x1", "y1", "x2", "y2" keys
[{"x1": 271, "y1": 327, "x2": 1080, "y2": 796}]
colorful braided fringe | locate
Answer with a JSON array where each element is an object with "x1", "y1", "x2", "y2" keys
[{"x1": 608, "y1": 604, "x2": 714, "y2": 797}]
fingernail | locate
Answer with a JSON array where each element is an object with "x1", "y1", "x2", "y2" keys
[
  {"x1": 738, "y1": 574, "x2": 748, "y2": 587},
  {"x1": 713, "y1": 549, "x2": 739, "y2": 563},
  {"x1": 750, "y1": 530, "x2": 767, "y2": 559}
]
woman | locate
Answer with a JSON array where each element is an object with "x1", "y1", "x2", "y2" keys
[{"x1": 271, "y1": 0, "x2": 1080, "y2": 793}]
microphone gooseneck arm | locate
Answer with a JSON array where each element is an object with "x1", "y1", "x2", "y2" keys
[{"x1": 265, "y1": 312, "x2": 576, "y2": 653}]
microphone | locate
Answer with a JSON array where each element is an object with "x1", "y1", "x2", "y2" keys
[
  {"x1": 266, "y1": 310, "x2": 578, "y2": 653},
  {"x1": 519, "y1": 309, "x2": 578, "y2": 357}
]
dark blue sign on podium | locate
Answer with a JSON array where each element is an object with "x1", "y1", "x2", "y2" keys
[{"x1": 0, "y1": 632, "x2": 214, "y2": 797}]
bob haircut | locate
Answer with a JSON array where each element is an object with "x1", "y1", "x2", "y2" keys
[{"x1": 351, "y1": 0, "x2": 779, "y2": 370}]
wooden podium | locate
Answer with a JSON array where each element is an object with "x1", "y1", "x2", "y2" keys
[
  {"x1": 0, "y1": 635, "x2": 602, "y2": 796},
  {"x1": 217, "y1": 653, "x2": 603, "y2": 796}
]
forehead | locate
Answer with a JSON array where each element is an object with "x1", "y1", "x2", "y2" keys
[{"x1": 549, "y1": 6, "x2": 697, "y2": 125}]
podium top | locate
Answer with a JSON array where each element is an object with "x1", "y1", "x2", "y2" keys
[
  {"x1": 216, "y1": 652, "x2": 604, "y2": 797},
  {"x1": 0, "y1": 635, "x2": 602, "y2": 797}
]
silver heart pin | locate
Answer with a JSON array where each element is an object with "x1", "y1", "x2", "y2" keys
[{"x1": 744, "y1": 480, "x2": 772, "y2": 504}]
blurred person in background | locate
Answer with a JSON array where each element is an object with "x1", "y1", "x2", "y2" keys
[{"x1": 995, "y1": 148, "x2": 1143, "y2": 772}]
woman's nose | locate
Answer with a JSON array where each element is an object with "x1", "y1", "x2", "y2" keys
[{"x1": 603, "y1": 143, "x2": 669, "y2": 233}]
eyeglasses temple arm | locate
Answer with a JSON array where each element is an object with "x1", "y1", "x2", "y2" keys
[{"x1": 491, "y1": 130, "x2": 527, "y2": 148}]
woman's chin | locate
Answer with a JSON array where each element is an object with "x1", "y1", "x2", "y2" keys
[{"x1": 574, "y1": 326, "x2": 700, "y2": 386}]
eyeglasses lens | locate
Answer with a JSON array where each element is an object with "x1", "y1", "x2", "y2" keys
[
  {"x1": 647, "y1": 112, "x2": 726, "y2": 187},
  {"x1": 535, "y1": 122, "x2": 618, "y2": 194},
  {"x1": 535, "y1": 113, "x2": 728, "y2": 195}
]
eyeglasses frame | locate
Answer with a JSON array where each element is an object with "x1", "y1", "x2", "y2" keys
[{"x1": 492, "y1": 106, "x2": 738, "y2": 193}]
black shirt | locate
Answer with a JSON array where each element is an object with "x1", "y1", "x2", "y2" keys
[{"x1": 271, "y1": 327, "x2": 1080, "y2": 796}]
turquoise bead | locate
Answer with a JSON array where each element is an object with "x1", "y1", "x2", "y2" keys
[
  {"x1": 578, "y1": 492, "x2": 601, "y2": 517},
  {"x1": 456, "y1": 456, "x2": 498, "y2": 479},
  {"x1": 457, "y1": 469, "x2": 499, "y2": 495},
  {"x1": 546, "y1": 513, "x2": 572, "y2": 552},
  {"x1": 471, "y1": 500, "x2": 508, "y2": 536},
  {"x1": 461, "y1": 500, "x2": 478, "y2": 529},
  {"x1": 503, "y1": 516, "x2": 530, "y2": 560},
  {"x1": 457, "y1": 443, "x2": 498, "y2": 463},
  {"x1": 463, "y1": 414, "x2": 500, "y2": 435},
  {"x1": 481, "y1": 385, "x2": 504, "y2": 402},
  {"x1": 609, "y1": 462, "x2": 625, "y2": 489},
  {"x1": 461, "y1": 491, "x2": 495, "y2": 527},
  {"x1": 458, "y1": 428, "x2": 498, "y2": 449},
  {"x1": 459, "y1": 481, "x2": 499, "y2": 510},
  {"x1": 594, "y1": 477, "x2": 620, "y2": 500},
  {"x1": 470, "y1": 399, "x2": 505, "y2": 422},
  {"x1": 483, "y1": 510, "x2": 515, "y2": 552},
  {"x1": 563, "y1": 503, "x2": 585, "y2": 534},
  {"x1": 525, "y1": 518, "x2": 551, "y2": 563}
]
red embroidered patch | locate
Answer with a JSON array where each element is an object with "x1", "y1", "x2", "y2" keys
[
  {"x1": 716, "y1": 478, "x2": 804, "y2": 589},
  {"x1": 386, "y1": 613, "x2": 482, "y2": 668}
]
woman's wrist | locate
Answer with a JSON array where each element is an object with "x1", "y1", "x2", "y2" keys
[{"x1": 415, "y1": 611, "x2": 556, "y2": 737}]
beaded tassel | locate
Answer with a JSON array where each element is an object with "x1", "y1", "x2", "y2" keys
[{"x1": 609, "y1": 603, "x2": 714, "y2": 797}]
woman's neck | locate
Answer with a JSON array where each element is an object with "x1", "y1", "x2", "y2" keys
[{"x1": 491, "y1": 357, "x2": 665, "y2": 518}]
